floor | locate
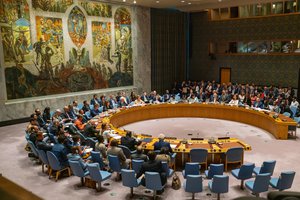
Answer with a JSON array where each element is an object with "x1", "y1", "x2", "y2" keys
[{"x1": 0, "y1": 118, "x2": 299, "y2": 200}]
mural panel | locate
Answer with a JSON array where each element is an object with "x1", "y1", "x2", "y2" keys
[
  {"x1": 1, "y1": 3, "x2": 134, "y2": 100},
  {"x1": 111, "y1": 7, "x2": 133, "y2": 87},
  {"x1": 80, "y1": 0, "x2": 112, "y2": 17},
  {"x1": 32, "y1": 0, "x2": 73, "y2": 13}
]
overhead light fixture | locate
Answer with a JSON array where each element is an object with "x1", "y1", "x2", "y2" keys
[
  {"x1": 133, "y1": 0, "x2": 136, "y2": 3},
  {"x1": 218, "y1": 0, "x2": 222, "y2": 2},
  {"x1": 188, "y1": 2, "x2": 191, "y2": 5},
  {"x1": 123, "y1": 0, "x2": 126, "y2": 2},
  {"x1": 181, "y1": 0, "x2": 185, "y2": 3},
  {"x1": 156, "y1": 0, "x2": 159, "y2": 3}
]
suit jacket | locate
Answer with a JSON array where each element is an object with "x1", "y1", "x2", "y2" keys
[
  {"x1": 136, "y1": 160, "x2": 166, "y2": 186},
  {"x1": 67, "y1": 153, "x2": 87, "y2": 170},
  {"x1": 84, "y1": 123, "x2": 99, "y2": 137},
  {"x1": 121, "y1": 136, "x2": 137, "y2": 151},
  {"x1": 107, "y1": 146, "x2": 127, "y2": 168},
  {"x1": 82, "y1": 104, "x2": 90, "y2": 113},
  {"x1": 90, "y1": 98, "x2": 100, "y2": 105},
  {"x1": 154, "y1": 139, "x2": 173, "y2": 153},
  {"x1": 51, "y1": 143, "x2": 69, "y2": 166},
  {"x1": 131, "y1": 153, "x2": 148, "y2": 162},
  {"x1": 36, "y1": 140, "x2": 52, "y2": 152}
]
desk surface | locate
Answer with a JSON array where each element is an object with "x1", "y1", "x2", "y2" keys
[{"x1": 94, "y1": 103, "x2": 296, "y2": 153}]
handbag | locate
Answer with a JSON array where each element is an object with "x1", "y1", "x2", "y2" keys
[{"x1": 171, "y1": 172, "x2": 181, "y2": 190}]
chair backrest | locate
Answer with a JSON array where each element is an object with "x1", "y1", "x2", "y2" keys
[
  {"x1": 145, "y1": 172, "x2": 163, "y2": 190},
  {"x1": 290, "y1": 106, "x2": 297, "y2": 118},
  {"x1": 185, "y1": 175, "x2": 203, "y2": 193},
  {"x1": 238, "y1": 163, "x2": 255, "y2": 179},
  {"x1": 98, "y1": 106, "x2": 103, "y2": 113},
  {"x1": 91, "y1": 151, "x2": 106, "y2": 169},
  {"x1": 86, "y1": 163, "x2": 103, "y2": 182},
  {"x1": 277, "y1": 171, "x2": 296, "y2": 190},
  {"x1": 47, "y1": 151, "x2": 62, "y2": 171},
  {"x1": 86, "y1": 138, "x2": 96, "y2": 150},
  {"x1": 131, "y1": 159, "x2": 144, "y2": 174},
  {"x1": 69, "y1": 160, "x2": 85, "y2": 177},
  {"x1": 260, "y1": 160, "x2": 276, "y2": 176},
  {"x1": 108, "y1": 155, "x2": 121, "y2": 172},
  {"x1": 190, "y1": 148, "x2": 208, "y2": 163},
  {"x1": 48, "y1": 133, "x2": 58, "y2": 144},
  {"x1": 185, "y1": 163, "x2": 200, "y2": 177},
  {"x1": 253, "y1": 173, "x2": 271, "y2": 193},
  {"x1": 118, "y1": 145, "x2": 131, "y2": 159},
  {"x1": 85, "y1": 111, "x2": 92, "y2": 119},
  {"x1": 121, "y1": 169, "x2": 139, "y2": 187},
  {"x1": 226, "y1": 147, "x2": 244, "y2": 162},
  {"x1": 161, "y1": 161, "x2": 170, "y2": 175},
  {"x1": 211, "y1": 175, "x2": 229, "y2": 193},
  {"x1": 28, "y1": 141, "x2": 39, "y2": 157},
  {"x1": 283, "y1": 112, "x2": 291, "y2": 117},
  {"x1": 207, "y1": 164, "x2": 224, "y2": 179},
  {"x1": 37, "y1": 149, "x2": 49, "y2": 165}
]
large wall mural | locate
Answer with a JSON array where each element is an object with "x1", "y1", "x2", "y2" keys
[{"x1": 0, "y1": 1, "x2": 134, "y2": 100}]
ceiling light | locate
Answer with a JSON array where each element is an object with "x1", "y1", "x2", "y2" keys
[
  {"x1": 181, "y1": 0, "x2": 185, "y2": 3},
  {"x1": 123, "y1": 0, "x2": 126, "y2": 2},
  {"x1": 156, "y1": 0, "x2": 159, "y2": 3},
  {"x1": 188, "y1": 2, "x2": 191, "y2": 5},
  {"x1": 218, "y1": 0, "x2": 222, "y2": 2},
  {"x1": 133, "y1": 0, "x2": 136, "y2": 3}
]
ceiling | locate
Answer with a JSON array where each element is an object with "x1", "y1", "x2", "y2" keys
[{"x1": 102, "y1": 0, "x2": 277, "y2": 12}]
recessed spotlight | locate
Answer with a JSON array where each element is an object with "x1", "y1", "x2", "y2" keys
[
  {"x1": 133, "y1": 0, "x2": 136, "y2": 3},
  {"x1": 123, "y1": 0, "x2": 126, "y2": 2},
  {"x1": 218, "y1": 0, "x2": 222, "y2": 2},
  {"x1": 181, "y1": 0, "x2": 185, "y2": 2},
  {"x1": 188, "y1": 2, "x2": 191, "y2": 5},
  {"x1": 156, "y1": 0, "x2": 159, "y2": 3}
]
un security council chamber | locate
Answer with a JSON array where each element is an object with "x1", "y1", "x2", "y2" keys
[{"x1": 0, "y1": 0, "x2": 300, "y2": 199}]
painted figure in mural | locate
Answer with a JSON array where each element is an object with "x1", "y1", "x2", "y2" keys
[
  {"x1": 112, "y1": 50, "x2": 122, "y2": 72},
  {"x1": 41, "y1": 45, "x2": 54, "y2": 78},
  {"x1": 33, "y1": 38, "x2": 45, "y2": 65},
  {"x1": 14, "y1": 31, "x2": 29, "y2": 62},
  {"x1": 2, "y1": 28, "x2": 16, "y2": 62},
  {"x1": 68, "y1": 6, "x2": 87, "y2": 48}
]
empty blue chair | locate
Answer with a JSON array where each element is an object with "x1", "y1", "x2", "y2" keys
[
  {"x1": 184, "y1": 175, "x2": 203, "y2": 200},
  {"x1": 283, "y1": 112, "x2": 291, "y2": 117},
  {"x1": 87, "y1": 163, "x2": 112, "y2": 191},
  {"x1": 231, "y1": 163, "x2": 255, "y2": 189},
  {"x1": 162, "y1": 161, "x2": 174, "y2": 177},
  {"x1": 131, "y1": 159, "x2": 144, "y2": 174},
  {"x1": 46, "y1": 151, "x2": 71, "y2": 181},
  {"x1": 91, "y1": 151, "x2": 106, "y2": 170},
  {"x1": 37, "y1": 149, "x2": 50, "y2": 173},
  {"x1": 121, "y1": 169, "x2": 142, "y2": 197},
  {"x1": 98, "y1": 106, "x2": 103, "y2": 113},
  {"x1": 253, "y1": 160, "x2": 276, "y2": 176},
  {"x1": 108, "y1": 155, "x2": 122, "y2": 179},
  {"x1": 224, "y1": 147, "x2": 244, "y2": 171},
  {"x1": 69, "y1": 160, "x2": 90, "y2": 186},
  {"x1": 208, "y1": 175, "x2": 229, "y2": 200},
  {"x1": 190, "y1": 148, "x2": 208, "y2": 169},
  {"x1": 182, "y1": 162, "x2": 200, "y2": 178},
  {"x1": 85, "y1": 111, "x2": 92, "y2": 119},
  {"x1": 145, "y1": 172, "x2": 165, "y2": 199},
  {"x1": 245, "y1": 173, "x2": 271, "y2": 197},
  {"x1": 118, "y1": 145, "x2": 136, "y2": 159},
  {"x1": 290, "y1": 106, "x2": 297, "y2": 118},
  {"x1": 269, "y1": 171, "x2": 296, "y2": 191},
  {"x1": 205, "y1": 164, "x2": 224, "y2": 179},
  {"x1": 78, "y1": 103, "x2": 83, "y2": 110}
]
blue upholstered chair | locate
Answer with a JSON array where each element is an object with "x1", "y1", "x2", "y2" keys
[
  {"x1": 46, "y1": 151, "x2": 71, "y2": 181},
  {"x1": 87, "y1": 163, "x2": 112, "y2": 191},
  {"x1": 245, "y1": 173, "x2": 271, "y2": 197},
  {"x1": 69, "y1": 160, "x2": 90, "y2": 186},
  {"x1": 145, "y1": 172, "x2": 165, "y2": 199},
  {"x1": 48, "y1": 133, "x2": 58, "y2": 144},
  {"x1": 86, "y1": 137, "x2": 97, "y2": 150},
  {"x1": 253, "y1": 160, "x2": 276, "y2": 176},
  {"x1": 208, "y1": 175, "x2": 229, "y2": 200},
  {"x1": 118, "y1": 145, "x2": 136, "y2": 159},
  {"x1": 184, "y1": 175, "x2": 203, "y2": 200},
  {"x1": 205, "y1": 164, "x2": 224, "y2": 179},
  {"x1": 190, "y1": 148, "x2": 208, "y2": 169},
  {"x1": 269, "y1": 171, "x2": 296, "y2": 191},
  {"x1": 182, "y1": 162, "x2": 200, "y2": 178},
  {"x1": 131, "y1": 159, "x2": 144, "y2": 174},
  {"x1": 121, "y1": 169, "x2": 142, "y2": 197},
  {"x1": 231, "y1": 163, "x2": 255, "y2": 189},
  {"x1": 224, "y1": 147, "x2": 244, "y2": 171},
  {"x1": 290, "y1": 106, "x2": 298, "y2": 118},
  {"x1": 85, "y1": 111, "x2": 92, "y2": 119},
  {"x1": 283, "y1": 112, "x2": 291, "y2": 117},
  {"x1": 90, "y1": 151, "x2": 106, "y2": 170},
  {"x1": 162, "y1": 161, "x2": 174, "y2": 177},
  {"x1": 28, "y1": 141, "x2": 39, "y2": 158},
  {"x1": 37, "y1": 149, "x2": 50, "y2": 173},
  {"x1": 108, "y1": 155, "x2": 122, "y2": 179}
]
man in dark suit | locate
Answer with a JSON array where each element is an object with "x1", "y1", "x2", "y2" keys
[
  {"x1": 136, "y1": 151, "x2": 166, "y2": 193},
  {"x1": 35, "y1": 131, "x2": 52, "y2": 152},
  {"x1": 131, "y1": 146, "x2": 148, "y2": 161},
  {"x1": 51, "y1": 135, "x2": 69, "y2": 167},
  {"x1": 120, "y1": 131, "x2": 138, "y2": 151},
  {"x1": 154, "y1": 134, "x2": 173, "y2": 153},
  {"x1": 90, "y1": 94, "x2": 101, "y2": 105},
  {"x1": 84, "y1": 121, "x2": 99, "y2": 138}
]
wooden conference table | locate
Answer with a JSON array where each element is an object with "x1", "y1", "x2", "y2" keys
[{"x1": 95, "y1": 103, "x2": 296, "y2": 166}]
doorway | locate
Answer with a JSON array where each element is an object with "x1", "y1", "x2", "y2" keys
[{"x1": 220, "y1": 67, "x2": 231, "y2": 84}]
